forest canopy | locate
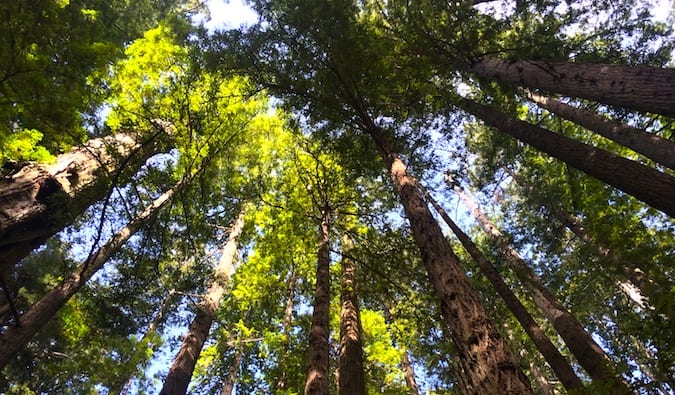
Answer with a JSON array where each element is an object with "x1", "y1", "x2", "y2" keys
[{"x1": 0, "y1": 0, "x2": 673, "y2": 394}]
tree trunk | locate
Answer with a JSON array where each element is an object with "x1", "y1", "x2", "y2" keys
[
  {"x1": 0, "y1": 122, "x2": 173, "y2": 275},
  {"x1": 525, "y1": 91, "x2": 675, "y2": 170},
  {"x1": 160, "y1": 210, "x2": 245, "y2": 395},
  {"x1": 0, "y1": 175, "x2": 183, "y2": 368},
  {"x1": 457, "y1": 98, "x2": 675, "y2": 217},
  {"x1": 419, "y1": 184, "x2": 584, "y2": 392},
  {"x1": 468, "y1": 57, "x2": 675, "y2": 117},
  {"x1": 367, "y1": 128, "x2": 533, "y2": 394},
  {"x1": 337, "y1": 234, "x2": 366, "y2": 395},
  {"x1": 276, "y1": 264, "x2": 297, "y2": 392},
  {"x1": 221, "y1": 347, "x2": 243, "y2": 395},
  {"x1": 401, "y1": 349, "x2": 421, "y2": 395},
  {"x1": 304, "y1": 209, "x2": 332, "y2": 395},
  {"x1": 451, "y1": 184, "x2": 632, "y2": 394}
]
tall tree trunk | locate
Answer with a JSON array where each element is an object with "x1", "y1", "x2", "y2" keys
[
  {"x1": 304, "y1": 209, "x2": 332, "y2": 395},
  {"x1": 468, "y1": 57, "x2": 675, "y2": 117},
  {"x1": 451, "y1": 183, "x2": 631, "y2": 393},
  {"x1": 457, "y1": 98, "x2": 675, "y2": 217},
  {"x1": 524, "y1": 91, "x2": 675, "y2": 170},
  {"x1": 0, "y1": 175, "x2": 184, "y2": 368},
  {"x1": 160, "y1": 210, "x2": 246, "y2": 395},
  {"x1": 337, "y1": 234, "x2": 366, "y2": 395},
  {"x1": 367, "y1": 127, "x2": 533, "y2": 394},
  {"x1": 276, "y1": 264, "x2": 297, "y2": 392},
  {"x1": 401, "y1": 349, "x2": 421, "y2": 395},
  {"x1": 0, "y1": 122, "x2": 174, "y2": 275},
  {"x1": 221, "y1": 347, "x2": 243, "y2": 395},
  {"x1": 419, "y1": 184, "x2": 584, "y2": 392}
]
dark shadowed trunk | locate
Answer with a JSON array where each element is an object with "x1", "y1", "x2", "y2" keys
[
  {"x1": 367, "y1": 127, "x2": 532, "y2": 394},
  {"x1": 304, "y1": 209, "x2": 332, "y2": 395},
  {"x1": 0, "y1": 176, "x2": 184, "y2": 368},
  {"x1": 457, "y1": 98, "x2": 675, "y2": 217},
  {"x1": 160, "y1": 211, "x2": 245, "y2": 395},
  {"x1": 337, "y1": 234, "x2": 366, "y2": 395},
  {"x1": 469, "y1": 57, "x2": 675, "y2": 117},
  {"x1": 0, "y1": 122, "x2": 173, "y2": 276},
  {"x1": 419, "y1": 184, "x2": 584, "y2": 391},
  {"x1": 525, "y1": 91, "x2": 675, "y2": 170},
  {"x1": 452, "y1": 184, "x2": 631, "y2": 393}
]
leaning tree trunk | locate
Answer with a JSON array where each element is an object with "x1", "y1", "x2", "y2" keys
[
  {"x1": 304, "y1": 208, "x2": 332, "y2": 395},
  {"x1": 160, "y1": 210, "x2": 246, "y2": 395},
  {"x1": 0, "y1": 122, "x2": 173, "y2": 275},
  {"x1": 525, "y1": 91, "x2": 675, "y2": 170},
  {"x1": 451, "y1": 184, "x2": 632, "y2": 394},
  {"x1": 337, "y1": 234, "x2": 366, "y2": 395},
  {"x1": 468, "y1": 57, "x2": 675, "y2": 117},
  {"x1": 419, "y1": 184, "x2": 584, "y2": 392},
  {"x1": 367, "y1": 127, "x2": 533, "y2": 394},
  {"x1": 457, "y1": 98, "x2": 675, "y2": 217},
  {"x1": 0, "y1": 175, "x2": 184, "y2": 368}
]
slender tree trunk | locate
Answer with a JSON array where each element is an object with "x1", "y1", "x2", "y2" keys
[
  {"x1": 305, "y1": 209, "x2": 332, "y2": 395},
  {"x1": 0, "y1": 122, "x2": 174, "y2": 275},
  {"x1": 160, "y1": 210, "x2": 246, "y2": 395},
  {"x1": 0, "y1": 176, "x2": 184, "y2": 368},
  {"x1": 367, "y1": 127, "x2": 532, "y2": 394},
  {"x1": 419, "y1": 184, "x2": 584, "y2": 392},
  {"x1": 276, "y1": 264, "x2": 297, "y2": 392},
  {"x1": 221, "y1": 347, "x2": 243, "y2": 395},
  {"x1": 401, "y1": 349, "x2": 421, "y2": 395},
  {"x1": 337, "y1": 234, "x2": 366, "y2": 395},
  {"x1": 451, "y1": 184, "x2": 631, "y2": 393},
  {"x1": 468, "y1": 57, "x2": 675, "y2": 117},
  {"x1": 525, "y1": 91, "x2": 675, "y2": 170},
  {"x1": 457, "y1": 98, "x2": 675, "y2": 217}
]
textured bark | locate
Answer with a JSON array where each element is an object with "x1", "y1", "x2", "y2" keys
[
  {"x1": 469, "y1": 57, "x2": 675, "y2": 117},
  {"x1": 401, "y1": 349, "x2": 421, "y2": 395},
  {"x1": 368, "y1": 128, "x2": 532, "y2": 394},
  {"x1": 220, "y1": 348, "x2": 242, "y2": 395},
  {"x1": 525, "y1": 91, "x2": 675, "y2": 170},
  {"x1": 0, "y1": 178, "x2": 183, "y2": 368},
  {"x1": 337, "y1": 235, "x2": 366, "y2": 395},
  {"x1": 458, "y1": 98, "x2": 675, "y2": 217},
  {"x1": 160, "y1": 211, "x2": 245, "y2": 395},
  {"x1": 304, "y1": 209, "x2": 332, "y2": 395},
  {"x1": 0, "y1": 122, "x2": 173, "y2": 274},
  {"x1": 420, "y1": 184, "x2": 584, "y2": 391},
  {"x1": 452, "y1": 185, "x2": 632, "y2": 394}
]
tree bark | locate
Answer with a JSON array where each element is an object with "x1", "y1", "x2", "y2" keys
[
  {"x1": 367, "y1": 128, "x2": 533, "y2": 394},
  {"x1": 451, "y1": 184, "x2": 632, "y2": 394},
  {"x1": 220, "y1": 347, "x2": 242, "y2": 395},
  {"x1": 468, "y1": 57, "x2": 675, "y2": 117},
  {"x1": 304, "y1": 209, "x2": 332, "y2": 395},
  {"x1": 160, "y1": 210, "x2": 245, "y2": 395},
  {"x1": 401, "y1": 349, "x2": 421, "y2": 395},
  {"x1": 419, "y1": 184, "x2": 584, "y2": 392},
  {"x1": 276, "y1": 264, "x2": 297, "y2": 392},
  {"x1": 0, "y1": 175, "x2": 184, "y2": 368},
  {"x1": 457, "y1": 98, "x2": 675, "y2": 217},
  {"x1": 337, "y1": 234, "x2": 366, "y2": 395},
  {"x1": 0, "y1": 122, "x2": 173, "y2": 275},
  {"x1": 525, "y1": 91, "x2": 675, "y2": 170}
]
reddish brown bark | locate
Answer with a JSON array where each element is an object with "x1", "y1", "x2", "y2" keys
[
  {"x1": 458, "y1": 98, "x2": 675, "y2": 217},
  {"x1": 525, "y1": 91, "x2": 675, "y2": 170},
  {"x1": 0, "y1": 123, "x2": 173, "y2": 275},
  {"x1": 420, "y1": 184, "x2": 584, "y2": 391},
  {"x1": 160, "y1": 211, "x2": 245, "y2": 395},
  {"x1": 0, "y1": 177, "x2": 183, "y2": 368},
  {"x1": 368, "y1": 128, "x2": 532, "y2": 394},
  {"x1": 304, "y1": 209, "x2": 332, "y2": 395},
  {"x1": 338, "y1": 235, "x2": 366, "y2": 395},
  {"x1": 469, "y1": 57, "x2": 675, "y2": 117},
  {"x1": 452, "y1": 185, "x2": 631, "y2": 393}
]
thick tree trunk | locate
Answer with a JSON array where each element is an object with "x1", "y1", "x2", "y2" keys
[
  {"x1": 525, "y1": 91, "x2": 675, "y2": 170},
  {"x1": 160, "y1": 211, "x2": 245, "y2": 395},
  {"x1": 0, "y1": 122, "x2": 173, "y2": 275},
  {"x1": 304, "y1": 209, "x2": 332, "y2": 395},
  {"x1": 0, "y1": 176, "x2": 183, "y2": 368},
  {"x1": 458, "y1": 98, "x2": 675, "y2": 217},
  {"x1": 452, "y1": 184, "x2": 632, "y2": 393},
  {"x1": 419, "y1": 184, "x2": 584, "y2": 392},
  {"x1": 469, "y1": 57, "x2": 675, "y2": 117},
  {"x1": 337, "y1": 235, "x2": 366, "y2": 395},
  {"x1": 367, "y1": 128, "x2": 532, "y2": 394},
  {"x1": 401, "y1": 349, "x2": 421, "y2": 395}
]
